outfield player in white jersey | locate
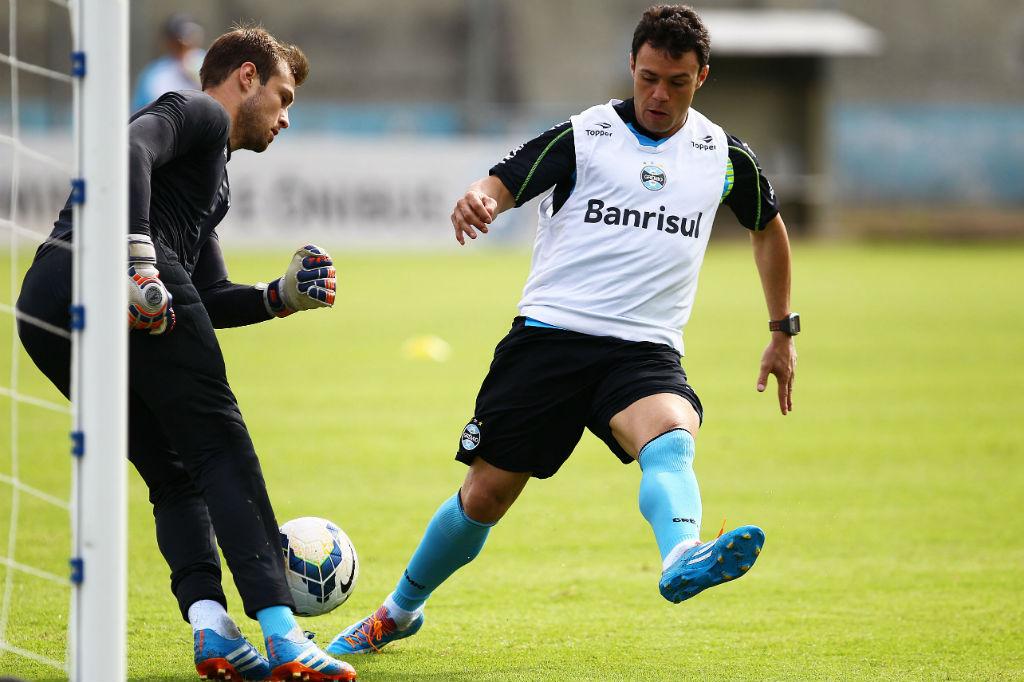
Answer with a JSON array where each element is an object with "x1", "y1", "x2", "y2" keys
[{"x1": 328, "y1": 4, "x2": 798, "y2": 655}]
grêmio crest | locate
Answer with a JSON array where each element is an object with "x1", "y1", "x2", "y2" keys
[{"x1": 641, "y1": 164, "x2": 666, "y2": 191}]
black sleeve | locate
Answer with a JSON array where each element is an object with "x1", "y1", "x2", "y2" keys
[
  {"x1": 191, "y1": 231, "x2": 273, "y2": 328},
  {"x1": 129, "y1": 92, "x2": 230, "y2": 237},
  {"x1": 489, "y1": 121, "x2": 576, "y2": 208},
  {"x1": 722, "y1": 132, "x2": 780, "y2": 231}
]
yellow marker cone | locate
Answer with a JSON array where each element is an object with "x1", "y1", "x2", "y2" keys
[{"x1": 401, "y1": 334, "x2": 452, "y2": 362}]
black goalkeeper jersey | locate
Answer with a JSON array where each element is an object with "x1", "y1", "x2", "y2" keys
[
  {"x1": 39, "y1": 90, "x2": 270, "y2": 327},
  {"x1": 489, "y1": 98, "x2": 780, "y2": 231}
]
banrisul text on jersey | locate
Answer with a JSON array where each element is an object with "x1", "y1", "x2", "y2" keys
[{"x1": 583, "y1": 199, "x2": 703, "y2": 238}]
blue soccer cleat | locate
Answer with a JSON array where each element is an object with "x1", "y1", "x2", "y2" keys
[
  {"x1": 659, "y1": 525, "x2": 765, "y2": 603},
  {"x1": 326, "y1": 605, "x2": 424, "y2": 655},
  {"x1": 194, "y1": 628, "x2": 270, "y2": 681},
  {"x1": 266, "y1": 632, "x2": 357, "y2": 681}
]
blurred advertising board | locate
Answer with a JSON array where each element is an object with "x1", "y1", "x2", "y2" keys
[
  {"x1": 1, "y1": 135, "x2": 535, "y2": 251},
  {"x1": 218, "y1": 135, "x2": 533, "y2": 249}
]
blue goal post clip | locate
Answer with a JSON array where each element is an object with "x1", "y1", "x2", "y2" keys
[
  {"x1": 70, "y1": 178, "x2": 86, "y2": 205},
  {"x1": 70, "y1": 51, "x2": 86, "y2": 78},
  {"x1": 70, "y1": 431, "x2": 84, "y2": 458},
  {"x1": 70, "y1": 557, "x2": 84, "y2": 584},
  {"x1": 69, "y1": 304, "x2": 85, "y2": 330}
]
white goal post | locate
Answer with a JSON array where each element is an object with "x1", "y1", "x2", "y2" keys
[{"x1": 69, "y1": 0, "x2": 128, "y2": 680}]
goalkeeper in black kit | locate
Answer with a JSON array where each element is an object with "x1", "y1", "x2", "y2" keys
[{"x1": 16, "y1": 26, "x2": 356, "y2": 682}]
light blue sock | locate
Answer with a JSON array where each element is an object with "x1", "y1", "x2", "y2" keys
[
  {"x1": 256, "y1": 605, "x2": 299, "y2": 641},
  {"x1": 638, "y1": 429, "x2": 702, "y2": 561},
  {"x1": 390, "y1": 491, "x2": 494, "y2": 613}
]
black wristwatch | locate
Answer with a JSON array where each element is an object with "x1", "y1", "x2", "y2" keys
[{"x1": 769, "y1": 312, "x2": 800, "y2": 336}]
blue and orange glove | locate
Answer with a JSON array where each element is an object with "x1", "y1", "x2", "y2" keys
[
  {"x1": 263, "y1": 244, "x2": 337, "y2": 318},
  {"x1": 127, "y1": 234, "x2": 175, "y2": 335}
]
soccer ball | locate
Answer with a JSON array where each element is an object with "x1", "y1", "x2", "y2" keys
[{"x1": 280, "y1": 517, "x2": 359, "y2": 617}]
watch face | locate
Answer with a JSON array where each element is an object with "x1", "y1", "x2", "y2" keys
[{"x1": 771, "y1": 314, "x2": 800, "y2": 335}]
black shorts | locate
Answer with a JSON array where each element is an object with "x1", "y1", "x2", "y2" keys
[{"x1": 455, "y1": 317, "x2": 703, "y2": 479}]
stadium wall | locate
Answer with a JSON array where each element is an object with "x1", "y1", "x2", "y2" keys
[{"x1": 0, "y1": 135, "x2": 539, "y2": 249}]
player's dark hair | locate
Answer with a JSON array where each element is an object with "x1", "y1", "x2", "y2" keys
[
  {"x1": 200, "y1": 23, "x2": 309, "y2": 89},
  {"x1": 631, "y1": 5, "x2": 711, "y2": 68}
]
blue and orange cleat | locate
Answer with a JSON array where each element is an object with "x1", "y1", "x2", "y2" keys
[
  {"x1": 659, "y1": 525, "x2": 765, "y2": 603},
  {"x1": 326, "y1": 605, "x2": 424, "y2": 656},
  {"x1": 194, "y1": 628, "x2": 270, "y2": 681},
  {"x1": 266, "y1": 632, "x2": 357, "y2": 681}
]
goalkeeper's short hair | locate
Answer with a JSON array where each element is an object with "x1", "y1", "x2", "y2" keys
[{"x1": 200, "y1": 23, "x2": 309, "y2": 89}]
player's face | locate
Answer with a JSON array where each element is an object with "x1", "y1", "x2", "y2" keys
[
  {"x1": 630, "y1": 43, "x2": 708, "y2": 136},
  {"x1": 236, "y1": 62, "x2": 296, "y2": 153}
]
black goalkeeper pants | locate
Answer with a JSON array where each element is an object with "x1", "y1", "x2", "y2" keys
[{"x1": 16, "y1": 241, "x2": 294, "y2": 621}]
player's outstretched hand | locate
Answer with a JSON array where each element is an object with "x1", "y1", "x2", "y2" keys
[
  {"x1": 757, "y1": 335, "x2": 796, "y2": 415},
  {"x1": 265, "y1": 244, "x2": 336, "y2": 317},
  {"x1": 127, "y1": 234, "x2": 175, "y2": 335},
  {"x1": 452, "y1": 189, "x2": 498, "y2": 245}
]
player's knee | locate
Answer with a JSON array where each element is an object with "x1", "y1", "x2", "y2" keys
[
  {"x1": 460, "y1": 457, "x2": 529, "y2": 524},
  {"x1": 652, "y1": 401, "x2": 700, "y2": 441},
  {"x1": 612, "y1": 395, "x2": 700, "y2": 459},
  {"x1": 144, "y1": 468, "x2": 196, "y2": 507},
  {"x1": 460, "y1": 484, "x2": 514, "y2": 525}
]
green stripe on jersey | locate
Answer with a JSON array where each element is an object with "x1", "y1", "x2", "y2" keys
[
  {"x1": 721, "y1": 157, "x2": 736, "y2": 201},
  {"x1": 728, "y1": 145, "x2": 763, "y2": 230},
  {"x1": 515, "y1": 126, "x2": 573, "y2": 205}
]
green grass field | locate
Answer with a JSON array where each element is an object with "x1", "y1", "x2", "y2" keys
[{"x1": 1, "y1": 241, "x2": 1022, "y2": 681}]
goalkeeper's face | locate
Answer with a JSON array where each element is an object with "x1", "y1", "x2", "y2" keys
[{"x1": 236, "y1": 63, "x2": 296, "y2": 153}]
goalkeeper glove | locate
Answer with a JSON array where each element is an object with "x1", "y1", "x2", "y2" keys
[
  {"x1": 127, "y1": 234, "x2": 175, "y2": 335},
  {"x1": 263, "y1": 244, "x2": 336, "y2": 318}
]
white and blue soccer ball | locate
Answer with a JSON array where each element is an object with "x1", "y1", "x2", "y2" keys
[{"x1": 280, "y1": 517, "x2": 359, "y2": 617}]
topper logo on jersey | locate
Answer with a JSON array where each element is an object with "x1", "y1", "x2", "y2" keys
[
  {"x1": 691, "y1": 135, "x2": 716, "y2": 151},
  {"x1": 584, "y1": 199, "x2": 703, "y2": 238},
  {"x1": 641, "y1": 164, "x2": 666, "y2": 191},
  {"x1": 586, "y1": 122, "x2": 613, "y2": 137}
]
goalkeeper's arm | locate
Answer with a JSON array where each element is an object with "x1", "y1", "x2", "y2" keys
[
  {"x1": 124, "y1": 109, "x2": 185, "y2": 334},
  {"x1": 192, "y1": 232, "x2": 274, "y2": 328},
  {"x1": 192, "y1": 233, "x2": 336, "y2": 328}
]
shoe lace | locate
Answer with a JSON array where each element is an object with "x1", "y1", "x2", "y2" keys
[
  {"x1": 716, "y1": 517, "x2": 727, "y2": 539},
  {"x1": 343, "y1": 608, "x2": 395, "y2": 652}
]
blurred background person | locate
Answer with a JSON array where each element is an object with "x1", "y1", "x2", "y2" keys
[{"x1": 132, "y1": 13, "x2": 206, "y2": 111}]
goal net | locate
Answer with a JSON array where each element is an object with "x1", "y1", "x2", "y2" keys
[{"x1": 0, "y1": 0, "x2": 127, "y2": 679}]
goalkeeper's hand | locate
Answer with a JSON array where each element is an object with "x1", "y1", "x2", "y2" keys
[
  {"x1": 264, "y1": 244, "x2": 336, "y2": 318},
  {"x1": 127, "y1": 234, "x2": 175, "y2": 335}
]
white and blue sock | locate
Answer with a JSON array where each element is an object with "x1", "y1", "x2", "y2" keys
[
  {"x1": 637, "y1": 429, "x2": 703, "y2": 570},
  {"x1": 256, "y1": 605, "x2": 304, "y2": 643},
  {"x1": 388, "y1": 491, "x2": 494, "y2": 619},
  {"x1": 383, "y1": 594, "x2": 421, "y2": 630},
  {"x1": 188, "y1": 599, "x2": 242, "y2": 639}
]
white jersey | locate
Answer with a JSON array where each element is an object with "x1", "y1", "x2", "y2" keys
[{"x1": 518, "y1": 100, "x2": 728, "y2": 353}]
